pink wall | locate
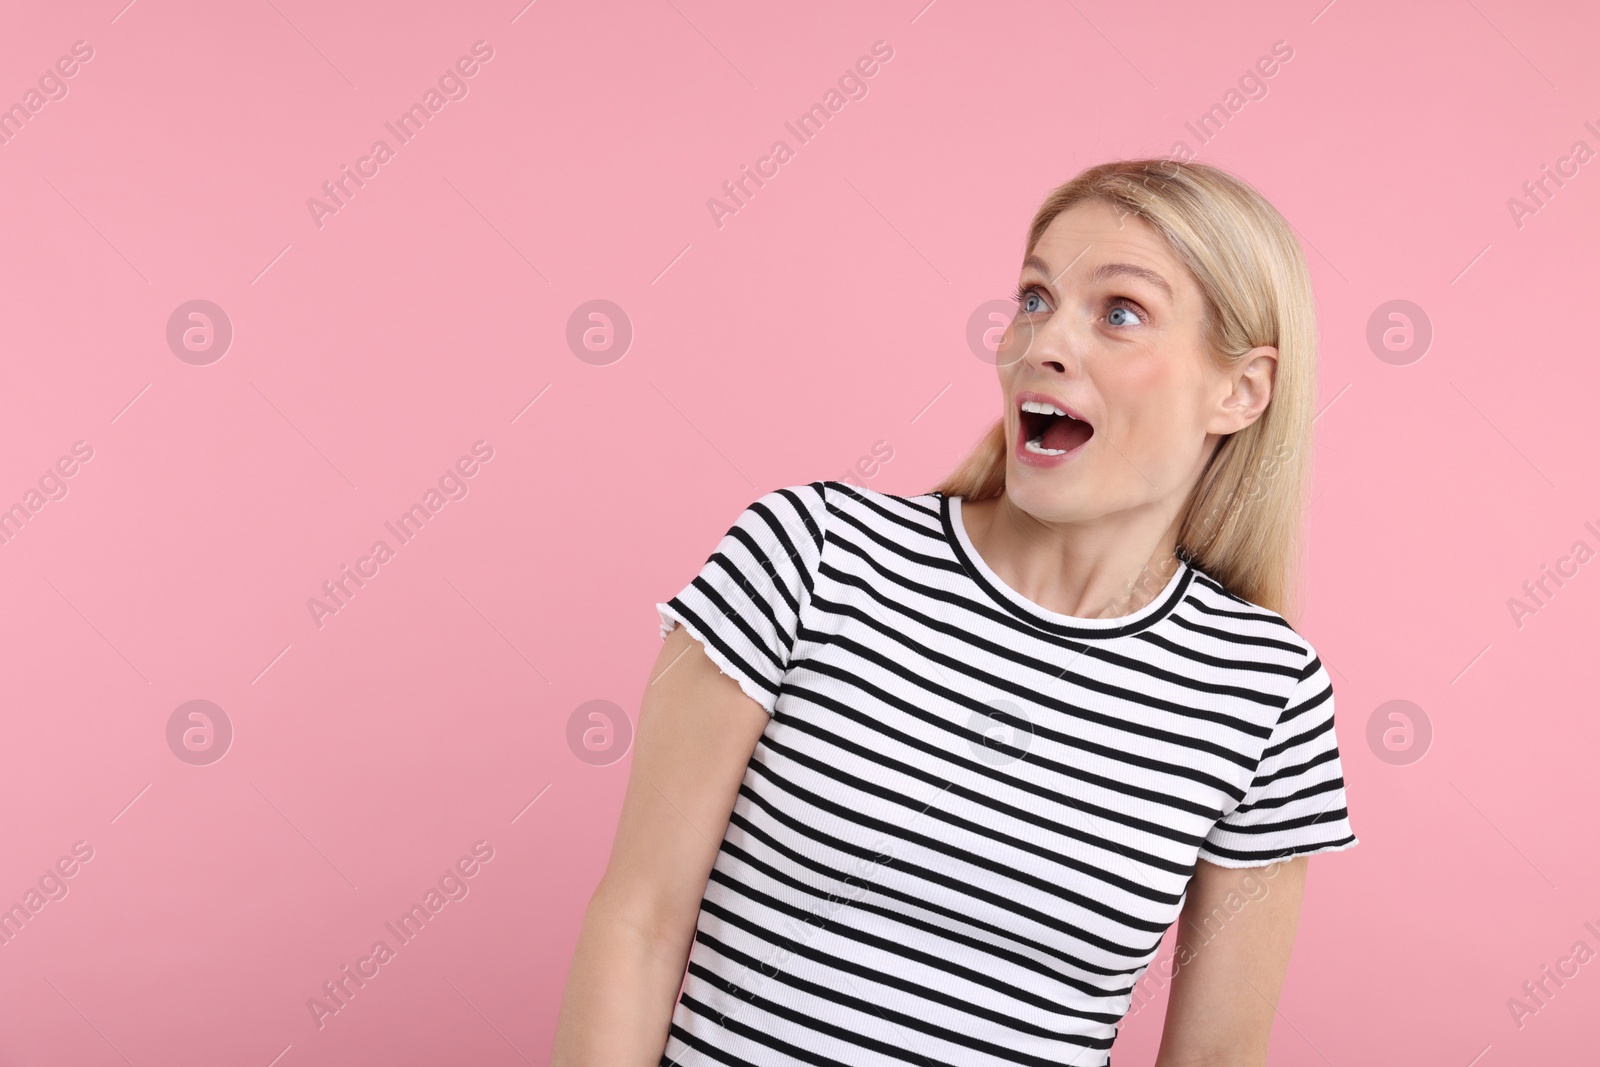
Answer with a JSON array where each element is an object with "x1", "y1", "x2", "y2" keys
[{"x1": 1, "y1": 0, "x2": 1596, "y2": 1063}]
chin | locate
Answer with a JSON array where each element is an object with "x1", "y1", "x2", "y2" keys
[{"x1": 1004, "y1": 471, "x2": 1086, "y2": 519}]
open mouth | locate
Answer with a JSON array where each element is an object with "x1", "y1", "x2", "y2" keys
[{"x1": 1017, "y1": 397, "x2": 1094, "y2": 457}]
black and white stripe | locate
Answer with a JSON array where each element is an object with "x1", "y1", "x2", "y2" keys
[{"x1": 656, "y1": 480, "x2": 1357, "y2": 1066}]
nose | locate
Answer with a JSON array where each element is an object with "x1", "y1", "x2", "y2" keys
[{"x1": 1013, "y1": 312, "x2": 1079, "y2": 377}]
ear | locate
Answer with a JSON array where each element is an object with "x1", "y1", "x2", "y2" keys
[{"x1": 1208, "y1": 345, "x2": 1277, "y2": 435}]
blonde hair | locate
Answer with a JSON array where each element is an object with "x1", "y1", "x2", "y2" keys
[{"x1": 930, "y1": 158, "x2": 1319, "y2": 623}]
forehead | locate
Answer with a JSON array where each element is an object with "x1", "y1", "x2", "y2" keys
[{"x1": 1027, "y1": 199, "x2": 1191, "y2": 296}]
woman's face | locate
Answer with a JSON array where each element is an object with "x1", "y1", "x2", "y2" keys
[{"x1": 995, "y1": 198, "x2": 1271, "y2": 526}]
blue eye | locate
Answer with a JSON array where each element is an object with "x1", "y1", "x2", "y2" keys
[
  {"x1": 1012, "y1": 284, "x2": 1047, "y2": 314},
  {"x1": 1011, "y1": 285, "x2": 1147, "y2": 327},
  {"x1": 1107, "y1": 299, "x2": 1145, "y2": 327}
]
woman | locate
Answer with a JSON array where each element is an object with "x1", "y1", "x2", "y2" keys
[{"x1": 552, "y1": 158, "x2": 1358, "y2": 1066}]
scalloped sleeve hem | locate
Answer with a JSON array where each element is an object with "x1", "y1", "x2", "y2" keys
[
  {"x1": 657, "y1": 602, "x2": 780, "y2": 717},
  {"x1": 1196, "y1": 835, "x2": 1360, "y2": 869}
]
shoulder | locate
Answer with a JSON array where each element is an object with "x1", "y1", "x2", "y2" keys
[
  {"x1": 738, "y1": 482, "x2": 829, "y2": 543},
  {"x1": 722, "y1": 484, "x2": 832, "y2": 564},
  {"x1": 1179, "y1": 565, "x2": 1322, "y2": 687},
  {"x1": 756, "y1": 480, "x2": 943, "y2": 533}
]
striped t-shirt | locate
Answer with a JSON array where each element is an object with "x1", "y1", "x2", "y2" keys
[{"x1": 655, "y1": 480, "x2": 1357, "y2": 1067}]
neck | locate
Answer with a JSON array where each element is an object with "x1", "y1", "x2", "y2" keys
[{"x1": 961, "y1": 492, "x2": 1186, "y2": 620}]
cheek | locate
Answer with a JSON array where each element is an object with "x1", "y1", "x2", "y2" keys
[
  {"x1": 1101, "y1": 358, "x2": 1203, "y2": 461},
  {"x1": 1105, "y1": 355, "x2": 1165, "y2": 397},
  {"x1": 1100, "y1": 357, "x2": 1172, "y2": 430},
  {"x1": 995, "y1": 364, "x2": 1023, "y2": 417}
]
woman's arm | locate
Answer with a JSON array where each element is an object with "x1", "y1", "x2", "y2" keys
[
  {"x1": 550, "y1": 625, "x2": 772, "y2": 1066},
  {"x1": 1153, "y1": 855, "x2": 1310, "y2": 1067}
]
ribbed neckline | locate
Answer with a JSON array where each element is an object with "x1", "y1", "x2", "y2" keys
[{"x1": 939, "y1": 492, "x2": 1192, "y2": 638}]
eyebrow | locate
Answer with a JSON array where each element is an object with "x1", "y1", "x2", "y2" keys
[{"x1": 1021, "y1": 254, "x2": 1174, "y2": 302}]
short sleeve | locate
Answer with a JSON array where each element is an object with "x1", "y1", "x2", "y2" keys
[
  {"x1": 1197, "y1": 651, "x2": 1359, "y2": 867},
  {"x1": 655, "y1": 483, "x2": 828, "y2": 716}
]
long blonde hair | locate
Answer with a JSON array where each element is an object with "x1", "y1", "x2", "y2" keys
[{"x1": 930, "y1": 158, "x2": 1319, "y2": 623}]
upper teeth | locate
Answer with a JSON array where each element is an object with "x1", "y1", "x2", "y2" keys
[{"x1": 1021, "y1": 399, "x2": 1073, "y2": 419}]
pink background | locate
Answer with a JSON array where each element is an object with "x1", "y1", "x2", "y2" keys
[{"x1": 1, "y1": 0, "x2": 1597, "y2": 1063}]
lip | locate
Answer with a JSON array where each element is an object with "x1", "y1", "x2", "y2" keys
[{"x1": 1013, "y1": 389, "x2": 1093, "y2": 467}]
